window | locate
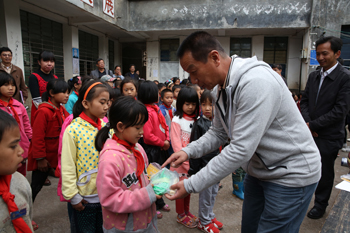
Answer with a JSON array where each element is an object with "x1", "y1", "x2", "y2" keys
[
  {"x1": 264, "y1": 37, "x2": 288, "y2": 77},
  {"x1": 109, "y1": 40, "x2": 114, "y2": 71},
  {"x1": 341, "y1": 25, "x2": 350, "y2": 68},
  {"x1": 79, "y1": 30, "x2": 99, "y2": 76},
  {"x1": 20, "y1": 10, "x2": 64, "y2": 84},
  {"x1": 160, "y1": 39, "x2": 179, "y2": 62},
  {"x1": 230, "y1": 38, "x2": 252, "y2": 57}
]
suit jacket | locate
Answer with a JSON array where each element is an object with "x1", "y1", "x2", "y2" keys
[
  {"x1": 90, "y1": 69, "x2": 113, "y2": 79},
  {"x1": 300, "y1": 64, "x2": 350, "y2": 140},
  {"x1": 0, "y1": 64, "x2": 28, "y2": 103},
  {"x1": 124, "y1": 72, "x2": 139, "y2": 80}
]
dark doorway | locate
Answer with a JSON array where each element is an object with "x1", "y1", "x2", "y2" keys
[{"x1": 122, "y1": 42, "x2": 146, "y2": 79}]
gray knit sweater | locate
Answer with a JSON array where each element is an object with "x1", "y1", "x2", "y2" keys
[
  {"x1": 183, "y1": 56, "x2": 321, "y2": 193},
  {"x1": 0, "y1": 172, "x2": 33, "y2": 232}
]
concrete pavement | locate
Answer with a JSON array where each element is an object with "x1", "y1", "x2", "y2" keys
[{"x1": 26, "y1": 149, "x2": 350, "y2": 233}]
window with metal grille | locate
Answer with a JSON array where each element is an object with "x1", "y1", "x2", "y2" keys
[
  {"x1": 341, "y1": 25, "x2": 350, "y2": 69},
  {"x1": 109, "y1": 40, "x2": 114, "y2": 72},
  {"x1": 79, "y1": 30, "x2": 99, "y2": 76},
  {"x1": 230, "y1": 38, "x2": 252, "y2": 58},
  {"x1": 160, "y1": 39, "x2": 179, "y2": 62},
  {"x1": 264, "y1": 37, "x2": 288, "y2": 77},
  {"x1": 20, "y1": 10, "x2": 64, "y2": 85}
]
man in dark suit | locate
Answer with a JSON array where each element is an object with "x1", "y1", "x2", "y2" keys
[
  {"x1": 90, "y1": 58, "x2": 113, "y2": 79},
  {"x1": 124, "y1": 64, "x2": 139, "y2": 81},
  {"x1": 301, "y1": 36, "x2": 350, "y2": 219}
]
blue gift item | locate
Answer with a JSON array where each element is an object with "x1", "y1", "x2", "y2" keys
[{"x1": 150, "y1": 167, "x2": 179, "y2": 195}]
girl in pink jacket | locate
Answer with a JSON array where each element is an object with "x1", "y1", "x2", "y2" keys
[
  {"x1": 95, "y1": 96, "x2": 160, "y2": 233},
  {"x1": 0, "y1": 72, "x2": 32, "y2": 176}
]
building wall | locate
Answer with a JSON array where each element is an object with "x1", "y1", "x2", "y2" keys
[
  {"x1": 0, "y1": 0, "x2": 24, "y2": 72},
  {"x1": 252, "y1": 36, "x2": 264, "y2": 60},
  {"x1": 287, "y1": 36, "x2": 303, "y2": 89},
  {"x1": 146, "y1": 41, "x2": 160, "y2": 81},
  {"x1": 129, "y1": 0, "x2": 312, "y2": 31}
]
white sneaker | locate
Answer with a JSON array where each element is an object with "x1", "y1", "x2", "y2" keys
[
  {"x1": 347, "y1": 138, "x2": 350, "y2": 142},
  {"x1": 341, "y1": 146, "x2": 350, "y2": 152}
]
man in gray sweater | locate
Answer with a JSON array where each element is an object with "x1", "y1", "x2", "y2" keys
[{"x1": 163, "y1": 31, "x2": 321, "y2": 233}]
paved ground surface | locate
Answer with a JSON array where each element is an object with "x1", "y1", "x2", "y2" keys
[{"x1": 26, "y1": 149, "x2": 349, "y2": 233}]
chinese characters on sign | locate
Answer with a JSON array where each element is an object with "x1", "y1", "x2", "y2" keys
[
  {"x1": 81, "y1": 0, "x2": 93, "y2": 7},
  {"x1": 103, "y1": 0, "x2": 114, "y2": 18}
]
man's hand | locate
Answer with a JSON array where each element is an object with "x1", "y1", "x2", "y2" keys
[
  {"x1": 164, "y1": 180, "x2": 189, "y2": 200},
  {"x1": 306, "y1": 122, "x2": 318, "y2": 137},
  {"x1": 162, "y1": 140, "x2": 170, "y2": 151},
  {"x1": 72, "y1": 199, "x2": 88, "y2": 211},
  {"x1": 162, "y1": 150, "x2": 188, "y2": 168},
  {"x1": 37, "y1": 159, "x2": 50, "y2": 172}
]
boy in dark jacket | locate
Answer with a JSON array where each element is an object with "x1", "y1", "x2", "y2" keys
[{"x1": 189, "y1": 90, "x2": 223, "y2": 233}]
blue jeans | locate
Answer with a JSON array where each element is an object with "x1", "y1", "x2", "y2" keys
[{"x1": 242, "y1": 174, "x2": 317, "y2": 233}]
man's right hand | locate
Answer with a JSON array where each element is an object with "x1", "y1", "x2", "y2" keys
[
  {"x1": 162, "y1": 150, "x2": 189, "y2": 168},
  {"x1": 72, "y1": 199, "x2": 88, "y2": 211}
]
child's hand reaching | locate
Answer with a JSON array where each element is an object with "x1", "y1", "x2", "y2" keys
[
  {"x1": 162, "y1": 140, "x2": 170, "y2": 150},
  {"x1": 72, "y1": 199, "x2": 88, "y2": 211},
  {"x1": 152, "y1": 184, "x2": 163, "y2": 199},
  {"x1": 37, "y1": 159, "x2": 50, "y2": 172}
]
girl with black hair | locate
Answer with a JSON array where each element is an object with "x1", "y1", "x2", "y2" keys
[
  {"x1": 170, "y1": 86, "x2": 199, "y2": 228},
  {"x1": 28, "y1": 51, "x2": 58, "y2": 126},
  {"x1": 120, "y1": 78, "x2": 137, "y2": 98},
  {"x1": 61, "y1": 80, "x2": 109, "y2": 233},
  {"x1": 0, "y1": 109, "x2": 33, "y2": 232},
  {"x1": 173, "y1": 77, "x2": 180, "y2": 86},
  {"x1": 27, "y1": 78, "x2": 69, "y2": 230},
  {"x1": 188, "y1": 90, "x2": 224, "y2": 232},
  {"x1": 95, "y1": 96, "x2": 160, "y2": 232},
  {"x1": 66, "y1": 76, "x2": 82, "y2": 114},
  {"x1": 137, "y1": 81, "x2": 171, "y2": 219},
  {"x1": 0, "y1": 72, "x2": 32, "y2": 177}
]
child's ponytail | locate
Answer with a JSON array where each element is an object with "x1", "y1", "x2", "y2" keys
[
  {"x1": 95, "y1": 126, "x2": 110, "y2": 152},
  {"x1": 42, "y1": 79, "x2": 69, "y2": 102},
  {"x1": 73, "y1": 80, "x2": 108, "y2": 119},
  {"x1": 67, "y1": 76, "x2": 81, "y2": 92}
]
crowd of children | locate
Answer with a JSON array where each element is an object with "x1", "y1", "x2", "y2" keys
[{"x1": 0, "y1": 51, "x2": 236, "y2": 233}]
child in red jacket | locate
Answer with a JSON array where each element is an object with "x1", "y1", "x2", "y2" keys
[
  {"x1": 138, "y1": 81, "x2": 171, "y2": 219},
  {"x1": 27, "y1": 78, "x2": 69, "y2": 230}
]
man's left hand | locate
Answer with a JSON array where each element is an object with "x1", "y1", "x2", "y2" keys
[{"x1": 164, "y1": 180, "x2": 189, "y2": 200}]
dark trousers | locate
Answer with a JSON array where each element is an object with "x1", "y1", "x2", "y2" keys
[
  {"x1": 156, "y1": 197, "x2": 166, "y2": 210},
  {"x1": 69, "y1": 202, "x2": 103, "y2": 233},
  {"x1": 313, "y1": 137, "x2": 343, "y2": 210},
  {"x1": 242, "y1": 175, "x2": 317, "y2": 233},
  {"x1": 31, "y1": 169, "x2": 50, "y2": 202}
]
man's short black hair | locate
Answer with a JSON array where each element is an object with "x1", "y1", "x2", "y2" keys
[
  {"x1": 114, "y1": 65, "x2": 121, "y2": 70},
  {"x1": 271, "y1": 64, "x2": 282, "y2": 70},
  {"x1": 0, "y1": 47, "x2": 12, "y2": 55},
  {"x1": 316, "y1": 36, "x2": 343, "y2": 54},
  {"x1": 177, "y1": 31, "x2": 226, "y2": 63},
  {"x1": 96, "y1": 58, "x2": 104, "y2": 64},
  {"x1": 129, "y1": 64, "x2": 135, "y2": 68}
]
